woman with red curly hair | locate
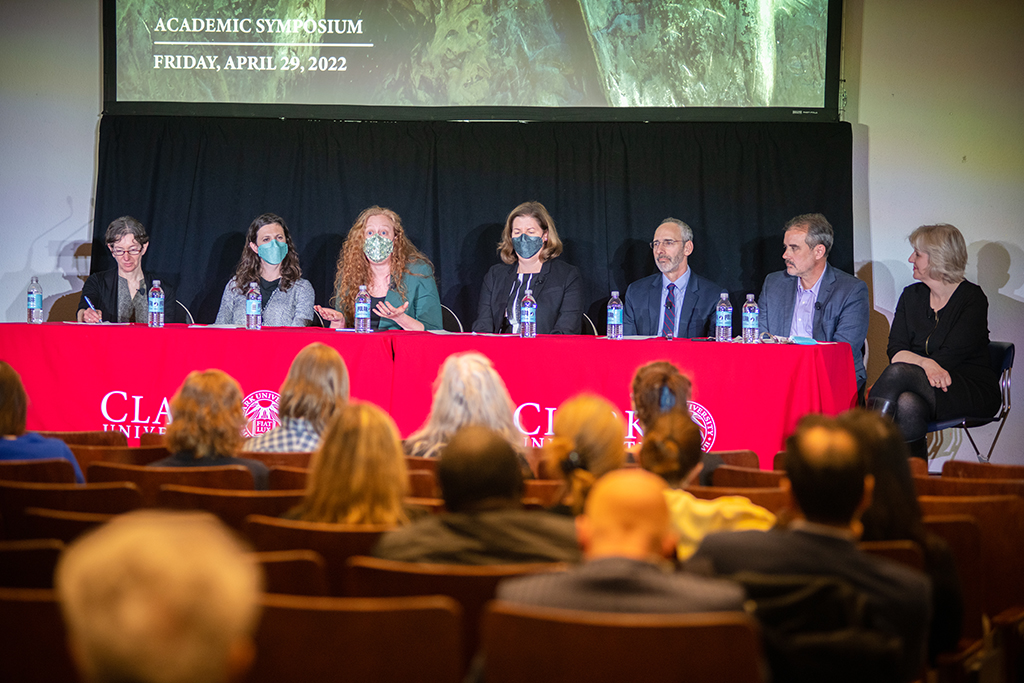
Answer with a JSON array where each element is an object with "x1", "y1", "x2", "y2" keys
[
  {"x1": 315, "y1": 206, "x2": 442, "y2": 331},
  {"x1": 149, "y1": 369, "x2": 269, "y2": 489}
]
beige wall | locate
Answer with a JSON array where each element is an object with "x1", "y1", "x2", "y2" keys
[
  {"x1": 845, "y1": 0, "x2": 1024, "y2": 465},
  {"x1": 1, "y1": 0, "x2": 1021, "y2": 463}
]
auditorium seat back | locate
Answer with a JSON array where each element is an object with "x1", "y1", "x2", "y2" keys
[
  {"x1": 157, "y1": 485, "x2": 304, "y2": 530},
  {"x1": 482, "y1": 601, "x2": 763, "y2": 683},
  {"x1": 684, "y1": 486, "x2": 790, "y2": 515},
  {"x1": 268, "y1": 465, "x2": 308, "y2": 490},
  {"x1": 86, "y1": 462, "x2": 254, "y2": 506},
  {"x1": 0, "y1": 588, "x2": 80, "y2": 682},
  {"x1": 243, "y1": 515, "x2": 393, "y2": 596},
  {"x1": 942, "y1": 460, "x2": 1024, "y2": 481},
  {"x1": 346, "y1": 556, "x2": 567, "y2": 670},
  {"x1": 68, "y1": 444, "x2": 169, "y2": 474},
  {"x1": 251, "y1": 550, "x2": 330, "y2": 597},
  {"x1": 710, "y1": 450, "x2": 760, "y2": 469},
  {"x1": 0, "y1": 481, "x2": 141, "y2": 539},
  {"x1": 0, "y1": 458, "x2": 77, "y2": 484},
  {"x1": 21, "y1": 507, "x2": 114, "y2": 544},
  {"x1": 712, "y1": 466, "x2": 784, "y2": 488},
  {"x1": 37, "y1": 430, "x2": 127, "y2": 447},
  {"x1": 237, "y1": 450, "x2": 313, "y2": 469},
  {"x1": 0, "y1": 539, "x2": 65, "y2": 589},
  {"x1": 249, "y1": 593, "x2": 461, "y2": 683}
]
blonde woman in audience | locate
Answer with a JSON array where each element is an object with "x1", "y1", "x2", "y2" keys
[
  {"x1": 404, "y1": 351, "x2": 532, "y2": 477},
  {"x1": 286, "y1": 402, "x2": 409, "y2": 525},
  {"x1": 639, "y1": 410, "x2": 775, "y2": 561},
  {"x1": 244, "y1": 342, "x2": 349, "y2": 453},
  {"x1": 149, "y1": 370, "x2": 269, "y2": 489},
  {"x1": 544, "y1": 394, "x2": 626, "y2": 516}
]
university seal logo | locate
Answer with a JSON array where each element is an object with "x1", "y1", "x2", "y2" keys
[
  {"x1": 242, "y1": 390, "x2": 281, "y2": 438},
  {"x1": 687, "y1": 401, "x2": 717, "y2": 451}
]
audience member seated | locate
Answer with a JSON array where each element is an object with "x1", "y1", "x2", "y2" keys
[
  {"x1": 544, "y1": 394, "x2": 626, "y2": 516},
  {"x1": 689, "y1": 415, "x2": 931, "y2": 682},
  {"x1": 244, "y1": 343, "x2": 349, "y2": 453},
  {"x1": 0, "y1": 360, "x2": 84, "y2": 482},
  {"x1": 373, "y1": 426, "x2": 580, "y2": 564},
  {"x1": 150, "y1": 370, "x2": 269, "y2": 489},
  {"x1": 841, "y1": 408, "x2": 962, "y2": 663},
  {"x1": 639, "y1": 410, "x2": 774, "y2": 561},
  {"x1": 215, "y1": 213, "x2": 315, "y2": 327},
  {"x1": 630, "y1": 360, "x2": 721, "y2": 485},
  {"x1": 285, "y1": 402, "x2": 410, "y2": 525},
  {"x1": 55, "y1": 510, "x2": 262, "y2": 683},
  {"x1": 404, "y1": 351, "x2": 532, "y2": 478},
  {"x1": 497, "y1": 468, "x2": 745, "y2": 613},
  {"x1": 76, "y1": 216, "x2": 183, "y2": 323}
]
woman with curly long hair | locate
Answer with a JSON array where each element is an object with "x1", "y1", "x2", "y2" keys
[
  {"x1": 149, "y1": 369, "x2": 269, "y2": 489},
  {"x1": 215, "y1": 213, "x2": 314, "y2": 326},
  {"x1": 314, "y1": 206, "x2": 442, "y2": 331}
]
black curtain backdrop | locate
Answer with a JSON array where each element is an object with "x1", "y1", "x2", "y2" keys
[{"x1": 92, "y1": 116, "x2": 853, "y2": 331}]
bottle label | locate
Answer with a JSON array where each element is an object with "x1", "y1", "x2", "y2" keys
[
  {"x1": 355, "y1": 301, "x2": 370, "y2": 319},
  {"x1": 246, "y1": 299, "x2": 260, "y2": 316},
  {"x1": 607, "y1": 308, "x2": 622, "y2": 326},
  {"x1": 742, "y1": 311, "x2": 758, "y2": 328},
  {"x1": 716, "y1": 310, "x2": 731, "y2": 327},
  {"x1": 148, "y1": 297, "x2": 163, "y2": 313},
  {"x1": 28, "y1": 293, "x2": 42, "y2": 310},
  {"x1": 520, "y1": 306, "x2": 536, "y2": 324}
]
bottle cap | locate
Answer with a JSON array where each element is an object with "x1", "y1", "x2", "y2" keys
[
  {"x1": 153, "y1": 279, "x2": 161, "y2": 286},
  {"x1": 611, "y1": 291, "x2": 619, "y2": 297}
]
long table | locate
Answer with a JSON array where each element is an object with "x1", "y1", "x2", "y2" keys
[{"x1": 0, "y1": 323, "x2": 857, "y2": 469}]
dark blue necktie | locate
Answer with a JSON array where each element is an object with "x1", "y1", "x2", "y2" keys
[{"x1": 662, "y1": 282, "x2": 676, "y2": 338}]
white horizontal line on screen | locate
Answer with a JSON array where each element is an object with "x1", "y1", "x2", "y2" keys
[{"x1": 153, "y1": 41, "x2": 374, "y2": 47}]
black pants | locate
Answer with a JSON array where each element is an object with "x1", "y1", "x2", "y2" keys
[{"x1": 870, "y1": 362, "x2": 935, "y2": 443}]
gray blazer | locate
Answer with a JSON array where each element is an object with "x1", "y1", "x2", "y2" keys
[
  {"x1": 215, "y1": 278, "x2": 315, "y2": 327},
  {"x1": 757, "y1": 265, "x2": 869, "y2": 387}
]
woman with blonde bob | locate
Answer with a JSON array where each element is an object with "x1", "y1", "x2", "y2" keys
[
  {"x1": 244, "y1": 343, "x2": 349, "y2": 453},
  {"x1": 405, "y1": 352, "x2": 520, "y2": 456},
  {"x1": 472, "y1": 201, "x2": 583, "y2": 335},
  {"x1": 286, "y1": 402, "x2": 408, "y2": 525},
  {"x1": 150, "y1": 370, "x2": 269, "y2": 489},
  {"x1": 314, "y1": 206, "x2": 442, "y2": 331},
  {"x1": 544, "y1": 394, "x2": 626, "y2": 515},
  {"x1": 869, "y1": 223, "x2": 1000, "y2": 459}
]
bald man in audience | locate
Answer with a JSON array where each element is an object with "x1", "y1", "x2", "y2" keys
[
  {"x1": 372, "y1": 426, "x2": 581, "y2": 564},
  {"x1": 55, "y1": 510, "x2": 263, "y2": 683},
  {"x1": 496, "y1": 469, "x2": 745, "y2": 612},
  {"x1": 689, "y1": 415, "x2": 931, "y2": 682}
]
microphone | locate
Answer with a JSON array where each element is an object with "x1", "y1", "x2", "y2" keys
[
  {"x1": 176, "y1": 300, "x2": 195, "y2": 325},
  {"x1": 815, "y1": 302, "x2": 822, "y2": 311}
]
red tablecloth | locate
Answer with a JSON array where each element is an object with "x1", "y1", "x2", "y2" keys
[
  {"x1": 390, "y1": 333, "x2": 857, "y2": 468},
  {"x1": 0, "y1": 323, "x2": 393, "y2": 442},
  {"x1": 0, "y1": 324, "x2": 857, "y2": 468}
]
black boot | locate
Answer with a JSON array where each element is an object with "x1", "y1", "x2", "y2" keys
[
  {"x1": 907, "y1": 437, "x2": 928, "y2": 461},
  {"x1": 868, "y1": 397, "x2": 896, "y2": 419}
]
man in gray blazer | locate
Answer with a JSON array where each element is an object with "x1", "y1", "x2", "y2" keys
[
  {"x1": 757, "y1": 213, "x2": 869, "y2": 390},
  {"x1": 623, "y1": 218, "x2": 725, "y2": 338},
  {"x1": 497, "y1": 469, "x2": 745, "y2": 614}
]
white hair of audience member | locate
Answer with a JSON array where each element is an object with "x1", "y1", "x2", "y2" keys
[
  {"x1": 55, "y1": 510, "x2": 263, "y2": 683},
  {"x1": 405, "y1": 351, "x2": 523, "y2": 459}
]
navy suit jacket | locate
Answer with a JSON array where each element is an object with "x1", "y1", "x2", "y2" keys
[
  {"x1": 623, "y1": 270, "x2": 724, "y2": 337},
  {"x1": 757, "y1": 265, "x2": 869, "y2": 386},
  {"x1": 472, "y1": 259, "x2": 583, "y2": 335}
]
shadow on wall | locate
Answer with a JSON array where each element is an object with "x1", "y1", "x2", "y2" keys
[
  {"x1": 857, "y1": 261, "x2": 895, "y2": 387},
  {"x1": 443, "y1": 222, "x2": 504, "y2": 327},
  {"x1": 45, "y1": 241, "x2": 92, "y2": 321}
]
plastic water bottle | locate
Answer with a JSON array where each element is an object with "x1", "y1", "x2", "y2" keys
[
  {"x1": 245, "y1": 282, "x2": 262, "y2": 330},
  {"x1": 715, "y1": 292, "x2": 732, "y2": 342},
  {"x1": 742, "y1": 294, "x2": 759, "y2": 343},
  {"x1": 606, "y1": 290, "x2": 623, "y2": 340},
  {"x1": 354, "y1": 285, "x2": 372, "y2": 333},
  {"x1": 148, "y1": 279, "x2": 164, "y2": 328},
  {"x1": 520, "y1": 288, "x2": 537, "y2": 338},
  {"x1": 27, "y1": 276, "x2": 43, "y2": 323}
]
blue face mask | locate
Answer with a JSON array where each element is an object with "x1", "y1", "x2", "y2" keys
[
  {"x1": 257, "y1": 240, "x2": 288, "y2": 265},
  {"x1": 512, "y1": 234, "x2": 544, "y2": 259}
]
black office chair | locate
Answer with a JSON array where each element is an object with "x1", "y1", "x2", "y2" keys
[{"x1": 926, "y1": 341, "x2": 1013, "y2": 463}]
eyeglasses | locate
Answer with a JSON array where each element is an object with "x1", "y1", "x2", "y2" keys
[
  {"x1": 111, "y1": 247, "x2": 142, "y2": 256},
  {"x1": 650, "y1": 240, "x2": 680, "y2": 250}
]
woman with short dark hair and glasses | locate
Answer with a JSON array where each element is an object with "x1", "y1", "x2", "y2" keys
[{"x1": 77, "y1": 216, "x2": 182, "y2": 323}]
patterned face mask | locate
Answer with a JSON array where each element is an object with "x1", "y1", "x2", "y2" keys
[{"x1": 363, "y1": 234, "x2": 394, "y2": 263}]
